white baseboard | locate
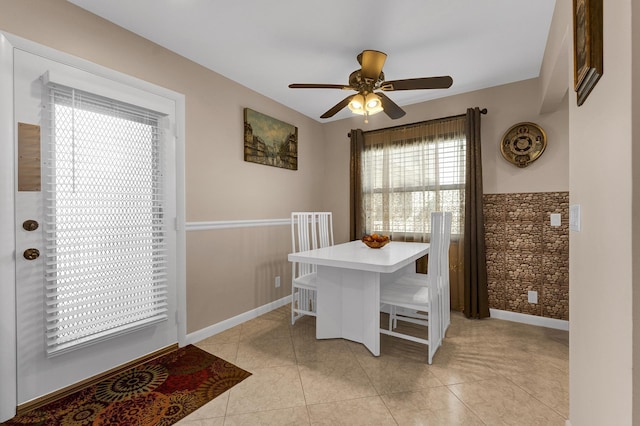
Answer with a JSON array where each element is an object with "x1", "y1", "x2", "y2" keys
[
  {"x1": 186, "y1": 295, "x2": 292, "y2": 345},
  {"x1": 490, "y1": 309, "x2": 569, "y2": 331},
  {"x1": 186, "y1": 302, "x2": 569, "y2": 346}
]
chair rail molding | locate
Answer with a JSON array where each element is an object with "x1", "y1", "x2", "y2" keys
[{"x1": 186, "y1": 218, "x2": 290, "y2": 231}]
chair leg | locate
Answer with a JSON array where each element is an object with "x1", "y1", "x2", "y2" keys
[
  {"x1": 291, "y1": 290, "x2": 299, "y2": 325},
  {"x1": 390, "y1": 306, "x2": 394, "y2": 329}
]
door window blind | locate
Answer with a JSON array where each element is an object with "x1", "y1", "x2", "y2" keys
[{"x1": 43, "y1": 82, "x2": 168, "y2": 356}]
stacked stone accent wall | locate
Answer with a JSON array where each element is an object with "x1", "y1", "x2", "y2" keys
[{"x1": 483, "y1": 192, "x2": 569, "y2": 320}]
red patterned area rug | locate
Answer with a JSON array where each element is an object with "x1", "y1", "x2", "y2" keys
[{"x1": 3, "y1": 345, "x2": 251, "y2": 426}]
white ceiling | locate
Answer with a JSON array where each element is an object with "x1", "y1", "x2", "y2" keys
[{"x1": 68, "y1": 0, "x2": 557, "y2": 122}]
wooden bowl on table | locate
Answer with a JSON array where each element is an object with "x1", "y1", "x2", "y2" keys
[{"x1": 361, "y1": 233, "x2": 390, "y2": 249}]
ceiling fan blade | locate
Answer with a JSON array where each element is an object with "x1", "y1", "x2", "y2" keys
[
  {"x1": 380, "y1": 76, "x2": 453, "y2": 91},
  {"x1": 360, "y1": 50, "x2": 387, "y2": 81},
  {"x1": 289, "y1": 83, "x2": 352, "y2": 90},
  {"x1": 377, "y1": 92, "x2": 406, "y2": 119},
  {"x1": 320, "y1": 94, "x2": 356, "y2": 119}
]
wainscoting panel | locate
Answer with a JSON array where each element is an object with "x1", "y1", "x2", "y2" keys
[{"x1": 484, "y1": 192, "x2": 569, "y2": 320}]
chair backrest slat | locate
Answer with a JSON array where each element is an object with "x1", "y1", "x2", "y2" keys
[
  {"x1": 314, "y1": 212, "x2": 334, "y2": 249},
  {"x1": 440, "y1": 212, "x2": 452, "y2": 333},
  {"x1": 427, "y1": 212, "x2": 444, "y2": 288}
]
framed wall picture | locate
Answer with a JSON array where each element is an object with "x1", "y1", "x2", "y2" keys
[
  {"x1": 243, "y1": 108, "x2": 298, "y2": 170},
  {"x1": 573, "y1": 0, "x2": 603, "y2": 106}
]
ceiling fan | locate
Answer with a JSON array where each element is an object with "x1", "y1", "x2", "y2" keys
[{"x1": 289, "y1": 50, "x2": 453, "y2": 121}]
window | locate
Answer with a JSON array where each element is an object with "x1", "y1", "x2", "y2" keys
[
  {"x1": 358, "y1": 115, "x2": 466, "y2": 239},
  {"x1": 44, "y1": 83, "x2": 169, "y2": 356}
]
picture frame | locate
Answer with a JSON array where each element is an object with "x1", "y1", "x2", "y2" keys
[
  {"x1": 243, "y1": 108, "x2": 298, "y2": 170},
  {"x1": 573, "y1": 0, "x2": 603, "y2": 106}
]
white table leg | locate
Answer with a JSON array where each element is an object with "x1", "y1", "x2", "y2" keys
[{"x1": 316, "y1": 265, "x2": 380, "y2": 356}]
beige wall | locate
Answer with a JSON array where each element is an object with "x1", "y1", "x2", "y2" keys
[
  {"x1": 564, "y1": 0, "x2": 635, "y2": 423},
  {"x1": 323, "y1": 78, "x2": 570, "y2": 242},
  {"x1": 633, "y1": 0, "x2": 640, "y2": 419}
]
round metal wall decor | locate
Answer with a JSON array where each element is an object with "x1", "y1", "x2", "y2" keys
[{"x1": 500, "y1": 122, "x2": 547, "y2": 168}]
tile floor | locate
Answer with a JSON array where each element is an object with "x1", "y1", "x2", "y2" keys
[{"x1": 178, "y1": 306, "x2": 569, "y2": 425}]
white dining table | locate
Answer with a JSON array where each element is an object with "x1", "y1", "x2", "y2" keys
[{"x1": 287, "y1": 240, "x2": 430, "y2": 356}]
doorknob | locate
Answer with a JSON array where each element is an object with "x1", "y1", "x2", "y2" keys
[
  {"x1": 23, "y1": 248, "x2": 40, "y2": 260},
  {"x1": 22, "y1": 220, "x2": 39, "y2": 231}
]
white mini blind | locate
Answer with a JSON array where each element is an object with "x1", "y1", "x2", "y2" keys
[
  {"x1": 361, "y1": 116, "x2": 466, "y2": 237},
  {"x1": 43, "y1": 82, "x2": 168, "y2": 356}
]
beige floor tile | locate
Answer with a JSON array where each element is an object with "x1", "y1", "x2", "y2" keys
[
  {"x1": 298, "y1": 358, "x2": 378, "y2": 405},
  {"x1": 195, "y1": 325, "x2": 242, "y2": 345},
  {"x1": 290, "y1": 319, "x2": 317, "y2": 339},
  {"x1": 223, "y1": 406, "x2": 310, "y2": 425},
  {"x1": 226, "y1": 366, "x2": 306, "y2": 415},
  {"x1": 307, "y1": 396, "x2": 396, "y2": 425},
  {"x1": 509, "y1": 337, "x2": 569, "y2": 373},
  {"x1": 239, "y1": 317, "x2": 292, "y2": 341},
  {"x1": 507, "y1": 370, "x2": 569, "y2": 418},
  {"x1": 488, "y1": 346, "x2": 567, "y2": 382},
  {"x1": 426, "y1": 347, "x2": 501, "y2": 386},
  {"x1": 382, "y1": 387, "x2": 485, "y2": 425},
  {"x1": 235, "y1": 335, "x2": 296, "y2": 369},
  {"x1": 445, "y1": 314, "x2": 512, "y2": 343},
  {"x1": 293, "y1": 335, "x2": 355, "y2": 364},
  {"x1": 449, "y1": 377, "x2": 566, "y2": 425},
  {"x1": 194, "y1": 341, "x2": 239, "y2": 363},
  {"x1": 260, "y1": 305, "x2": 293, "y2": 322},
  {"x1": 343, "y1": 338, "x2": 379, "y2": 357},
  {"x1": 355, "y1": 354, "x2": 444, "y2": 394}
]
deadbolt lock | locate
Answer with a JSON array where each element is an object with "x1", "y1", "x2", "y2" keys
[
  {"x1": 22, "y1": 220, "x2": 39, "y2": 231},
  {"x1": 23, "y1": 248, "x2": 40, "y2": 260}
]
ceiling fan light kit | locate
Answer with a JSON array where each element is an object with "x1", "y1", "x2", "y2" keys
[
  {"x1": 348, "y1": 92, "x2": 383, "y2": 123},
  {"x1": 289, "y1": 50, "x2": 453, "y2": 122}
]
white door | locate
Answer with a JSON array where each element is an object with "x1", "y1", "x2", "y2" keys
[{"x1": 14, "y1": 48, "x2": 179, "y2": 404}]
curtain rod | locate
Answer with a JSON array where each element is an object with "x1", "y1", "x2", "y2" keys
[{"x1": 349, "y1": 108, "x2": 488, "y2": 137}]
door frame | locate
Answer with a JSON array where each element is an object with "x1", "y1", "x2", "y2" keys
[{"x1": 0, "y1": 31, "x2": 187, "y2": 422}]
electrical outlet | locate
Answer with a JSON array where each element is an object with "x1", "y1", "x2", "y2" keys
[
  {"x1": 275, "y1": 276, "x2": 281, "y2": 288},
  {"x1": 528, "y1": 290, "x2": 538, "y2": 304}
]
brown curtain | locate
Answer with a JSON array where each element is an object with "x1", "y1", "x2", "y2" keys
[
  {"x1": 463, "y1": 107, "x2": 490, "y2": 318},
  {"x1": 349, "y1": 129, "x2": 364, "y2": 241}
]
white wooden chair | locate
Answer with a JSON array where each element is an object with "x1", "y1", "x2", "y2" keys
[
  {"x1": 379, "y1": 212, "x2": 449, "y2": 364},
  {"x1": 385, "y1": 212, "x2": 452, "y2": 338},
  {"x1": 290, "y1": 212, "x2": 334, "y2": 325},
  {"x1": 291, "y1": 212, "x2": 317, "y2": 325}
]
